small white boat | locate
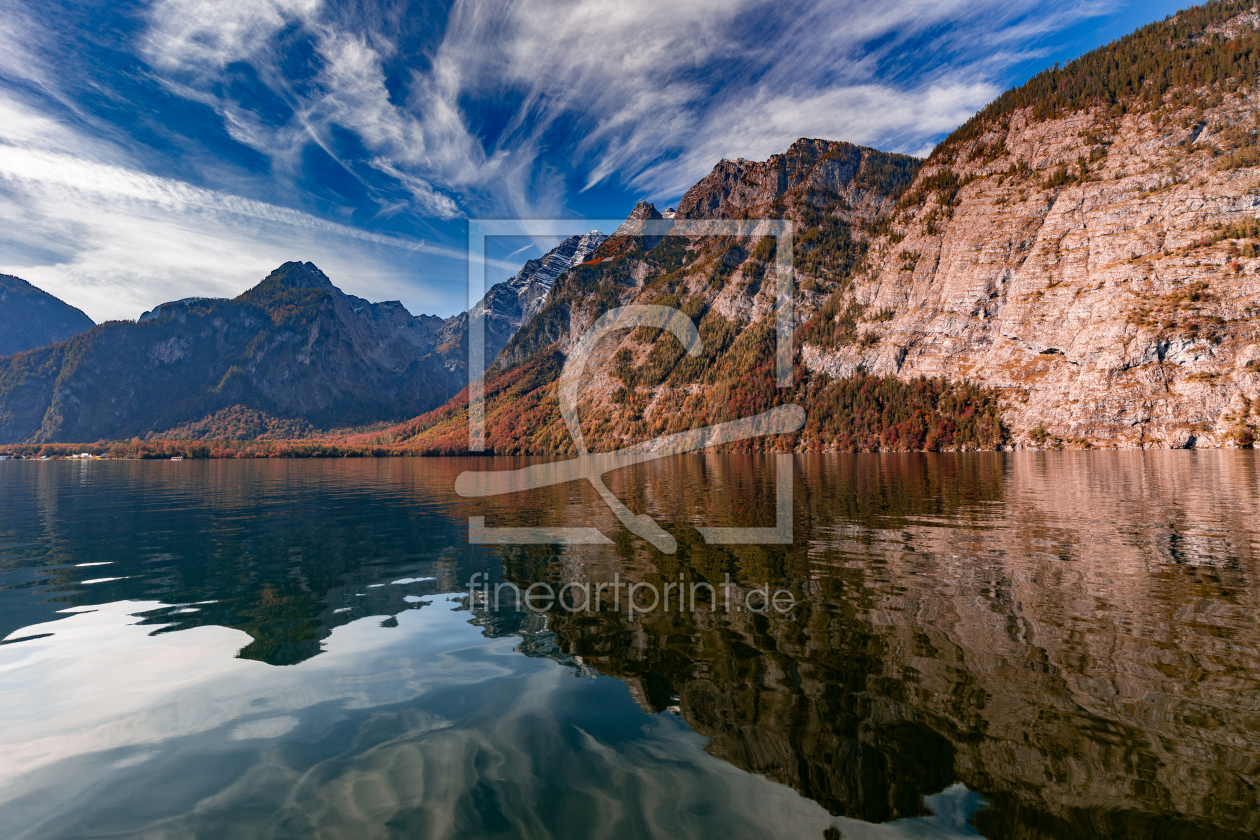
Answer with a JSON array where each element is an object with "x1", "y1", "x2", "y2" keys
[{"x1": 171, "y1": 456, "x2": 184, "y2": 461}]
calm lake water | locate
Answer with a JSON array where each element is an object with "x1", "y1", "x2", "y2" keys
[{"x1": 1, "y1": 453, "x2": 1259, "y2": 839}]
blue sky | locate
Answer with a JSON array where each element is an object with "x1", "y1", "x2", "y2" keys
[{"x1": 0, "y1": 0, "x2": 1185, "y2": 322}]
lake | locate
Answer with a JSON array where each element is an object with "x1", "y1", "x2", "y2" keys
[{"x1": 1, "y1": 453, "x2": 1258, "y2": 839}]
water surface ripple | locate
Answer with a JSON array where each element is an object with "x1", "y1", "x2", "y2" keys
[{"x1": 1, "y1": 453, "x2": 1257, "y2": 839}]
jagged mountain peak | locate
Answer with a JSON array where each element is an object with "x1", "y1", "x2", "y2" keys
[
  {"x1": 624, "y1": 201, "x2": 663, "y2": 221},
  {"x1": 255, "y1": 261, "x2": 336, "y2": 292},
  {"x1": 597, "y1": 202, "x2": 667, "y2": 259},
  {"x1": 141, "y1": 263, "x2": 341, "y2": 326},
  {"x1": 434, "y1": 231, "x2": 611, "y2": 375},
  {"x1": 231, "y1": 261, "x2": 345, "y2": 326},
  {"x1": 676, "y1": 138, "x2": 921, "y2": 222}
]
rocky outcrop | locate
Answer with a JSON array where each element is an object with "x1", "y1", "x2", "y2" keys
[
  {"x1": 510, "y1": 230, "x2": 608, "y2": 322},
  {"x1": 597, "y1": 201, "x2": 666, "y2": 257},
  {"x1": 802, "y1": 92, "x2": 1260, "y2": 448},
  {"x1": 0, "y1": 275, "x2": 94, "y2": 356},
  {"x1": 436, "y1": 231, "x2": 607, "y2": 371},
  {"x1": 676, "y1": 136, "x2": 918, "y2": 225}
]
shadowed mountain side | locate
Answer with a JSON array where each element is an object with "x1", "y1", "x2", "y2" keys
[
  {"x1": 0, "y1": 232, "x2": 611, "y2": 445},
  {"x1": 0, "y1": 275, "x2": 94, "y2": 356},
  {"x1": 0, "y1": 262, "x2": 466, "y2": 443}
]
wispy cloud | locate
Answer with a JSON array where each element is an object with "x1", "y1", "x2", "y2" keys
[
  {"x1": 0, "y1": 0, "x2": 1135, "y2": 322},
  {"x1": 139, "y1": 0, "x2": 1124, "y2": 215},
  {"x1": 0, "y1": 94, "x2": 520, "y2": 321}
]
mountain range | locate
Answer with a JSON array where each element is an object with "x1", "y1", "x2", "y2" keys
[
  {"x1": 0, "y1": 232, "x2": 604, "y2": 444},
  {"x1": 4, "y1": 0, "x2": 1260, "y2": 450}
]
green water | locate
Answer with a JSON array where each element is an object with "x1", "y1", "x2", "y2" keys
[{"x1": 1, "y1": 454, "x2": 1258, "y2": 839}]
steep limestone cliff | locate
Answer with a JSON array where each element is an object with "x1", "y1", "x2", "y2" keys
[{"x1": 804, "y1": 2, "x2": 1260, "y2": 449}]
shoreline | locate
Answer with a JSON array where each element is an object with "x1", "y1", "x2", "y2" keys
[{"x1": 3, "y1": 441, "x2": 1253, "y2": 460}]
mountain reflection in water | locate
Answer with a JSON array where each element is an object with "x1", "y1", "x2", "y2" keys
[{"x1": 0, "y1": 453, "x2": 1257, "y2": 839}]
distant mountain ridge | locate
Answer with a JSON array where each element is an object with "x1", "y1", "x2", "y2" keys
[
  {"x1": 0, "y1": 275, "x2": 94, "y2": 356},
  {"x1": 0, "y1": 261, "x2": 465, "y2": 443}
]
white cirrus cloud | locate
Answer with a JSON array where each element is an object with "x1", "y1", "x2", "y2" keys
[
  {"x1": 0, "y1": 0, "x2": 1131, "y2": 324},
  {"x1": 138, "y1": 0, "x2": 1123, "y2": 216},
  {"x1": 0, "y1": 94, "x2": 520, "y2": 322}
]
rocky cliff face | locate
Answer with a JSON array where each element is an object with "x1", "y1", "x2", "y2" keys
[
  {"x1": 510, "y1": 230, "x2": 608, "y2": 322},
  {"x1": 387, "y1": 138, "x2": 1000, "y2": 455},
  {"x1": 676, "y1": 136, "x2": 916, "y2": 224},
  {"x1": 493, "y1": 138, "x2": 920, "y2": 370},
  {"x1": 0, "y1": 275, "x2": 94, "y2": 356},
  {"x1": 803, "y1": 92, "x2": 1260, "y2": 448},
  {"x1": 802, "y1": 4, "x2": 1260, "y2": 449}
]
